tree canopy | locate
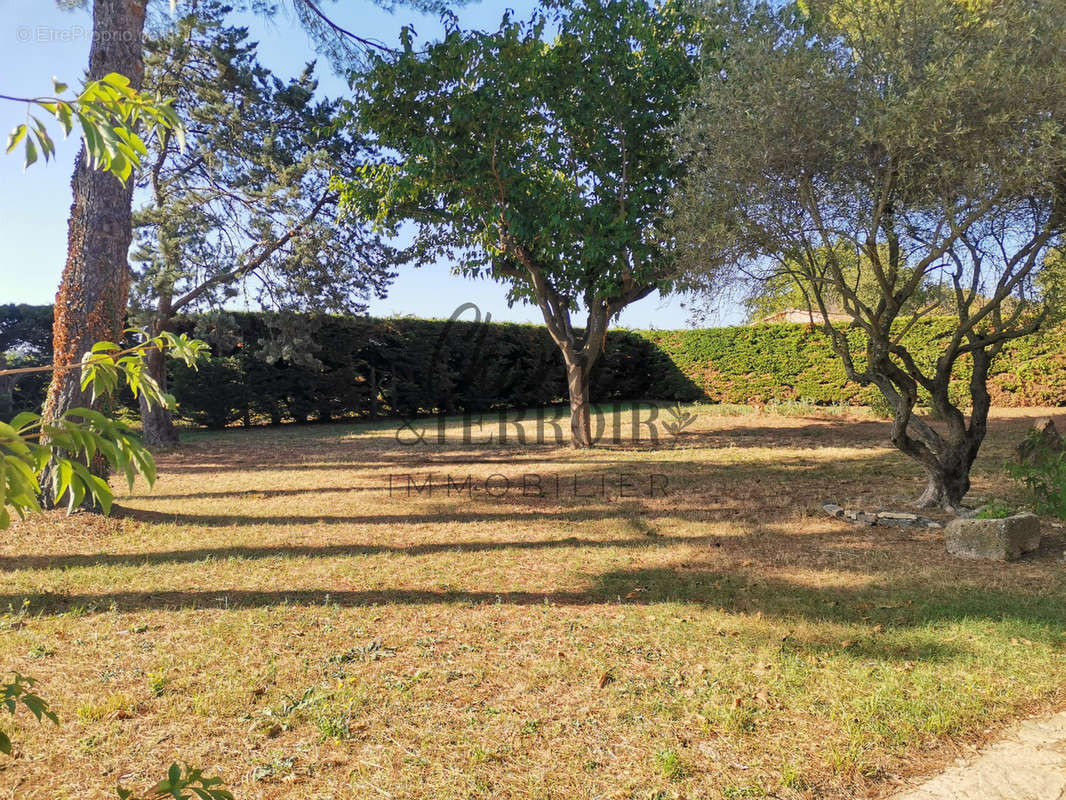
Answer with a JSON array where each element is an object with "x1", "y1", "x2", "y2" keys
[
  {"x1": 672, "y1": 0, "x2": 1066, "y2": 507},
  {"x1": 341, "y1": 0, "x2": 701, "y2": 445},
  {"x1": 130, "y1": 2, "x2": 396, "y2": 443}
]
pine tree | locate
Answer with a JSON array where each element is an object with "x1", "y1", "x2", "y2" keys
[{"x1": 131, "y1": 3, "x2": 395, "y2": 445}]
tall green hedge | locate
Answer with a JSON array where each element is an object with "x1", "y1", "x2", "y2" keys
[
  {"x1": 2, "y1": 306, "x2": 1063, "y2": 427},
  {"x1": 638, "y1": 318, "x2": 1066, "y2": 408},
  {"x1": 0, "y1": 304, "x2": 53, "y2": 418},
  {"x1": 164, "y1": 313, "x2": 705, "y2": 427}
]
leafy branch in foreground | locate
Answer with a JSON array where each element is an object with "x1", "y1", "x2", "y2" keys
[
  {"x1": 117, "y1": 763, "x2": 234, "y2": 800},
  {"x1": 0, "y1": 673, "x2": 58, "y2": 756},
  {"x1": 3, "y1": 73, "x2": 184, "y2": 181},
  {"x1": 0, "y1": 331, "x2": 208, "y2": 527},
  {"x1": 3, "y1": 675, "x2": 233, "y2": 799}
]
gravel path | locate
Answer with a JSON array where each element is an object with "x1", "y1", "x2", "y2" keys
[{"x1": 889, "y1": 712, "x2": 1066, "y2": 800}]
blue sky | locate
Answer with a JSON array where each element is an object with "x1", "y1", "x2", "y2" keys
[{"x1": 0, "y1": 0, "x2": 717, "y2": 329}]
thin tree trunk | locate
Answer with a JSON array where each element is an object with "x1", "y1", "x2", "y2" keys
[
  {"x1": 41, "y1": 0, "x2": 147, "y2": 507},
  {"x1": 566, "y1": 356, "x2": 594, "y2": 448},
  {"x1": 139, "y1": 294, "x2": 179, "y2": 448},
  {"x1": 139, "y1": 342, "x2": 179, "y2": 447}
]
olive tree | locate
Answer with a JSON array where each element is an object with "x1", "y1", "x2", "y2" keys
[
  {"x1": 341, "y1": 0, "x2": 699, "y2": 447},
  {"x1": 673, "y1": 0, "x2": 1066, "y2": 509}
]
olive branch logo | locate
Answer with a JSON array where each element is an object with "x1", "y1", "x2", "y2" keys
[{"x1": 662, "y1": 402, "x2": 698, "y2": 440}]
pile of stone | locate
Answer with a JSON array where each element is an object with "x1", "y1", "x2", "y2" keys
[{"x1": 821, "y1": 503, "x2": 942, "y2": 529}]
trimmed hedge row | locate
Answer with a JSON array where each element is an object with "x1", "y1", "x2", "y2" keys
[
  {"x1": 639, "y1": 318, "x2": 1066, "y2": 408},
  {"x1": 165, "y1": 313, "x2": 703, "y2": 427},
  {"x1": 2, "y1": 305, "x2": 1063, "y2": 427}
]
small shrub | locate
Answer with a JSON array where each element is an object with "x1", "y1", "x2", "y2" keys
[
  {"x1": 147, "y1": 671, "x2": 168, "y2": 697},
  {"x1": 974, "y1": 501, "x2": 1016, "y2": 520},
  {"x1": 315, "y1": 712, "x2": 352, "y2": 741},
  {"x1": 27, "y1": 643, "x2": 55, "y2": 659},
  {"x1": 1006, "y1": 432, "x2": 1066, "y2": 519},
  {"x1": 117, "y1": 763, "x2": 233, "y2": 800}
]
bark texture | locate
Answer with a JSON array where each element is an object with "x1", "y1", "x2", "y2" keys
[
  {"x1": 138, "y1": 301, "x2": 178, "y2": 447},
  {"x1": 565, "y1": 353, "x2": 595, "y2": 448},
  {"x1": 42, "y1": 0, "x2": 146, "y2": 503}
]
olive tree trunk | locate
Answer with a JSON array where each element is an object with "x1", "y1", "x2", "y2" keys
[{"x1": 873, "y1": 349, "x2": 993, "y2": 513}]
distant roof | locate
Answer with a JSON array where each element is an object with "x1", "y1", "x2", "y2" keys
[{"x1": 757, "y1": 309, "x2": 853, "y2": 325}]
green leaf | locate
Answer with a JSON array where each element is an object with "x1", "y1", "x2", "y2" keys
[
  {"x1": 6, "y1": 124, "x2": 26, "y2": 154},
  {"x1": 23, "y1": 137, "x2": 37, "y2": 169},
  {"x1": 56, "y1": 103, "x2": 74, "y2": 136},
  {"x1": 9, "y1": 412, "x2": 40, "y2": 433},
  {"x1": 101, "y1": 72, "x2": 133, "y2": 92},
  {"x1": 56, "y1": 459, "x2": 73, "y2": 507}
]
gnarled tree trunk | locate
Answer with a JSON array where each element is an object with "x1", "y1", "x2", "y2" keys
[
  {"x1": 912, "y1": 352, "x2": 992, "y2": 511},
  {"x1": 874, "y1": 349, "x2": 992, "y2": 513},
  {"x1": 42, "y1": 0, "x2": 147, "y2": 506},
  {"x1": 915, "y1": 463, "x2": 973, "y2": 511}
]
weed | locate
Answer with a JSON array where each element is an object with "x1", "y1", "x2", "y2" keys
[
  {"x1": 655, "y1": 749, "x2": 689, "y2": 781},
  {"x1": 974, "y1": 500, "x2": 1015, "y2": 519},
  {"x1": 27, "y1": 643, "x2": 55, "y2": 659},
  {"x1": 147, "y1": 670, "x2": 168, "y2": 697},
  {"x1": 1006, "y1": 432, "x2": 1066, "y2": 519},
  {"x1": 76, "y1": 693, "x2": 135, "y2": 722}
]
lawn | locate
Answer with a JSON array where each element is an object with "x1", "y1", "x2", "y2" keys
[{"x1": 2, "y1": 406, "x2": 1065, "y2": 799}]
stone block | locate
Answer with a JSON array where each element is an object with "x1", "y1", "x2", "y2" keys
[{"x1": 945, "y1": 513, "x2": 1041, "y2": 561}]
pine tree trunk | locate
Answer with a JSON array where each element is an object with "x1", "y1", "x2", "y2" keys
[
  {"x1": 41, "y1": 0, "x2": 146, "y2": 507},
  {"x1": 139, "y1": 343, "x2": 179, "y2": 447},
  {"x1": 139, "y1": 295, "x2": 179, "y2": 448},
  {"x1": 566, "y1": 357, "x2": 593, "y2": 448}
]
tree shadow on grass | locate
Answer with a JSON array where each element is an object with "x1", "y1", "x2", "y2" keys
[
  {"x1": 0, "y1": 532, "x2": 713, "y2": 571},
  {"x1": 155, "y1": 418, "x2": 908, "y2": 475},
  {"x1": 112, "y1": 445, "x2": 921, "y2": 528},
  {"x1": 3, "y1": 562, "x2": 1063, "y2": 644},
  {"x1": 106, "y1": 505, "x2": 710, "y2": 528}
]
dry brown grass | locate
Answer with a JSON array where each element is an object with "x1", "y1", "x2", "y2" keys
[{"x1": 1, "y1": 406, "x2": 1065, "y2": 800}]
